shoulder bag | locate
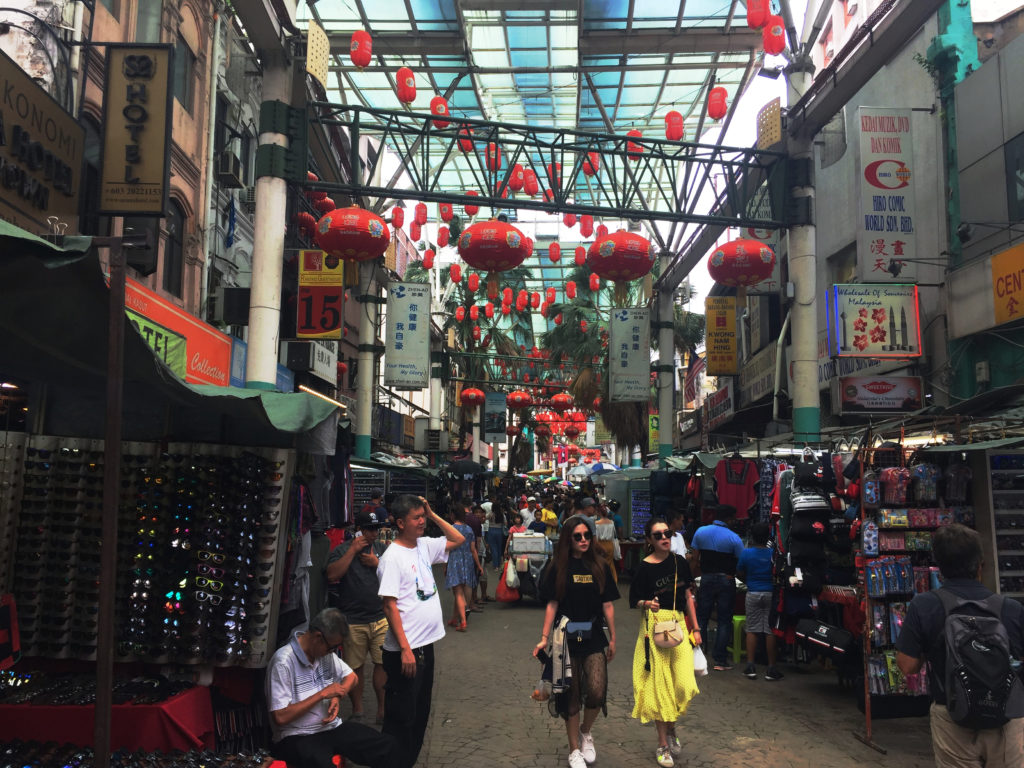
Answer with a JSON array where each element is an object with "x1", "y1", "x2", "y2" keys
[{"x1": 650, "y1": 558, "x2": 686, "y2": 649}]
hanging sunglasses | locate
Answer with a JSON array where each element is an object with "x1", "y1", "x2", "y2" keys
[
  {"x1": 197, "y1": 550, "x2": 226, "y2": 564},
  {"x1": 195, "y1": 576, "x2": 223, "y2": 591},
  {"x1": 194, "y1": 590, "x2": 222, "y2": 605}
]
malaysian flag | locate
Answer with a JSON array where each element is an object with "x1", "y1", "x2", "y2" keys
[{"x1": 684, "y1": 350, "x2": 705, "y2": 406}]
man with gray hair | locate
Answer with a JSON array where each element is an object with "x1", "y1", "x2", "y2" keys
[{"x1": 266, "y1": 607, "x2": 399, "y2": 768}]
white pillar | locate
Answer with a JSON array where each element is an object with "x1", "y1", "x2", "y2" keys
[
  {"x1": 657, "y1": 250, "x2": 675, "y2": 465},
  {"x1": 354, "y1": 261, "x2": 376, "y2": 458}
]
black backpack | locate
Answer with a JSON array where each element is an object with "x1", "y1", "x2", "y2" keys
[{"x1": 936, "y1": 589, "x2": 1024, "y2": 729}]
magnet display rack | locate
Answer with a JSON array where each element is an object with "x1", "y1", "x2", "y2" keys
[
  {"x1": 984, "y1": 451, "x2": 1024, "y2": 603},
  {"x1": 352, "y1": 468, "x2": 386, "y2": 511}
]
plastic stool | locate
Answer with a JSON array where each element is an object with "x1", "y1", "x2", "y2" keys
[{"x1": 727, "y1": 616, "x2": 746, "y2": 665}]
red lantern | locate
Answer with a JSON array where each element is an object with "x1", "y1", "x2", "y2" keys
[
  {"x1": 458, "y1": 126, "x2": 474, "y2": 153},
  {"x1": 563, "y1": 425, "x2": 580, "y2": 439},
  {"x1": 390, "y1": 207, "x2": 405, "y2": 230},
  {"x1": 554, "y1": 313, "x2": 562, "y2": 325},
  {"x1": 294, "y1": 211, "x2": 317, "y2": 239},
  {"x1": 501, "y1": 303, "x2": 511, "y2": 316},
  {"x1": 540, "y1": 302, "x2": 549, "y2": 318},
  {"x1": 580, "y1": 215, "x2": 594, "y2": 238},
  {"x1": 535, "y1": 424, "x2": 551, "y2": 437},
  {"x1": 516, "y1": 297, "x2": 527, "y2": 312},
  {"x1": 472, "y1": 325, "x2": 481, "y2": 340},
  {"x1": 314, "y1": 206, "x2": 390, "y2": 262},
  {"x1": 314, "y1": 197, "x2": 336, "y2": 214},
  {"x1": 548, "y1": 243, "x2": 561, "y2": 263},
  {"x1": 566, "y1": 281, "x2": 577, "y2": 299},
  {"x1": 396, "y1": 67, "x2": 416, "y2": 105},
  {"x1": 592, "y1": 396, "x2": 602, "y2": 410},
  {"x1": 423, "y1": 249, "x2": 435, "y2": 269},
  {"x1": 502, "y1": 287, "x2": 513, "y2": 304},
  {"x1": 551, "y1": 392, "x2": 573, "y2": 412},
  {"x1": 456, "y1": 219, "x2": 531, "y2": 273},
  {"x1": 486, "y1": 142, "x2": 502, "y2": 171},
  {"x1": 587, "y1": 230, "x2": 656, "y2": 282},
  {"x1": 530, "y1": 292, "x2": 540, "y2": 309},
  {"x1": 337, "y1": 360, "x2": 349, "y2": 378},
  {"x1": 596, "y1": 224, "x2": 608, "y2": 239},
  {"x1": 665, "y1": 110, "x2": 684, "y2": 141},
  {"x1": 455, "y1": 306, "x2": 466, "y2": 322},
  {"x1": 523, "y1": 169, "x2": 539, "y2": 197},
  {"x1": 350, "y1": 30, "x2": 372, "y2": 69},
  {"x1": 461, "y1": 387, "x2": 485, "y2": 407},
  {"x1": 543, "y1": 189, "x2": 555, "y2": 207},
  {"x1": 707, "y1": 239, "x2": 777, "y2": 287},
  {"x1": 763, "y1": 15, "x2": 786, "y2": 55},
  {"x1": 410, "y1": 221, "x2": 421, "y2": 241},
  {"x1": 563, "y1": 213, "x2": 577, "y2": 228},
  {"x1": 439, "y1": 203, "x2": 453, "y2": 222},
  {"x1": 485, "y1": 301, "x2": 494, "y2": 319},
  {"x1": 509, "y1": 164, "x2": 525, "y2": 192},
  {"x1": 547, "y1": 163, "x2": 561, "y2": 187},
  {"x1": 708, "y1": 86, "x2": 728, "y2": 120},
  {"x1": 546, "y1": 287, "x2": 556, "y2": 304},
  {"x1": 437, "y1": 226, "x2": 450, "y2": 248},
  {"x1": 582, "y1": 152, "x2": 600, "y2": 176},
  {"x1": 430, "y1": 95, "x2": 450, "y2": 128},
  {"x1": 747, "y1": 0, "x2": 769, "y2": 28},
  {"x1": 518, "y1": 289, "x2": 528, "y2": 303},
  {"x1": 414, "y1": 202, "x2": 428, "y2": 226},
  {"x1": 579, "y1": 319, "x2": 588, "y2": 332},
  {"x1": 464, "y1": 190, "x2": 479, "y2": 216},
  {"x1": 450, "y1": 263, "x2": 462, "y2": 283},
  {"x1": 468, "y1": 273, "x2": 480, "y2": 292},
  {"x1": 626, "y1": 129, "x2": 643, "y2": 161},
  {"x1": 589, "y1": 273, "x2": 601, "y2": 291},
  {"x1": 506, "y1": 425, "x2": 521, "y2": 437},
  {"x1": 487, "y1": 282, "x2": 498, "y2": 300},
  {"x1": 469, "y1": 304, "x2": 479, "y2": 321}
]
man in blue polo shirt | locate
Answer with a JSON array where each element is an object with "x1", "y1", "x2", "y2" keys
[{"x1": 691, "y1": 505, "x2": 744, "y2": 671}]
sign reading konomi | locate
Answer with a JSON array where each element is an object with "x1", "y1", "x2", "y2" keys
[
  {"x1": 99, "y1": 45, "x2": 173, "y2": 216},
  {"x1": 0, "y1": 47, "x2": 83, "y2": 233}
]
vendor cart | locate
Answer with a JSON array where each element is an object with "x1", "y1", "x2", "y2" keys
[{"x1": 507, "y1": 531, "x2": 552, "y2": 601}]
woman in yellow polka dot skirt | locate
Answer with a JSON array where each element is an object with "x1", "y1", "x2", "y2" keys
[{"x1": 630, "y1": 517, "x2": 701, "y2": 767}]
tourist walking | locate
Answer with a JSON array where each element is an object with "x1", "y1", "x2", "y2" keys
[
  {"x1": 534, "y1": 515, "x2": 619, "y2": 768},
  {"x1": 444, "y1": 503, "x2": 482, "y2": 631},
  {"x1": 630, "y1": 518, "x2": 701, "y2": 767},
  {"x1": 485, "y1": 502, "x2": 507, "y2": 572}
]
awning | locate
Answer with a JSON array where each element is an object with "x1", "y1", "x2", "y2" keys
[
  {"x1": 0, "y1": 222, "x2": 337, "y2": 445},
  {"x1": 915, "y1": 436, "x2": 1024, "y2": 452},
  {"x1": 350, "y1": 459, "x2": 438, "y2": 477}
]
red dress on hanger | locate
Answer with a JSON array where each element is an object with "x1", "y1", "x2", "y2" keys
[{"x1": 714, "y1": 457, "x2": 759, "y2": 520}]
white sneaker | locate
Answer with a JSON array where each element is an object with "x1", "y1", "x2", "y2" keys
[
  {"x1": 656, "y1": 746, "x2": 675, "y2": 767},
  {"x1": 667, "y1": 732, "x2": 682, "y2": 756},
  {"x1": 579, "y1": 731, "x2": 597, "y2": 763},
  {"x1": 568, "y1": 748, "x2": 587, "y2": 768}
]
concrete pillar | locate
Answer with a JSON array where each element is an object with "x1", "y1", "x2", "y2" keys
[
  {"x1": 657, "y1": 250, "x2": 675, "y2": 465},
  {"x1": 354, "y1": 261, "x2": 376, "y2": 458}
]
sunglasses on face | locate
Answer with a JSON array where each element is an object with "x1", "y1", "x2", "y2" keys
[
  {"x1": 572, "y1": 531, "x2": 592, "y2": 542},
  {"x1": 650, "y1": 531, "x2": 671, "y2": 541}
]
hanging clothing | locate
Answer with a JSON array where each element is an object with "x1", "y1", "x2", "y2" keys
[
  {"x1": 714, "y1": 458, "x2": 759, "y2": 519},
  {"x1": 757, "y1": 459, "x2": 787, "y2": 523}
]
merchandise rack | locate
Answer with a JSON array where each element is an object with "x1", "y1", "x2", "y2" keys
[{"x1": 980, "y1": 450, "x2": 1024, "y2": 603}]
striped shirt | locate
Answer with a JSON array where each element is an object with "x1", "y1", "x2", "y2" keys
[{"x1": 266, "y1": 631, "x2": 354, "y2": 742}]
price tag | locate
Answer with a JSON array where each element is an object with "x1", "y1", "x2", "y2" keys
[{"x1": 297, "y1": 250, "x2": 343, "y2": 339}]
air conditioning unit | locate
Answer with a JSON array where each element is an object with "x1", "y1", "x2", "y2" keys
[
  {"x1": 217, "y1": 151, "x2": 244, "y2": 189},
  {"x1": 241, "y1": 186, "x2": 257, "y2": 214},
  {"x1": 212, "y1": 286, "x2": 250, "y2": 326}
]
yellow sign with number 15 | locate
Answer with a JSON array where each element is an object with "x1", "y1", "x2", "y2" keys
[{"x1": 297, "y1": 250, "x2": 344, "y2": 339}]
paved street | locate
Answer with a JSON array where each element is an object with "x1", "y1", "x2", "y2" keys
[{"x1": 343, "y1": 566, "x2": 936, "y2": 768}]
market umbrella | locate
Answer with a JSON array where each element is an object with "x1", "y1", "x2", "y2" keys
[
  {"x1": 586, "y1": 462, "x2": 620, "y2": 475},
  {"x1": 445, "y1": 458, "x2": 484, "y2": 475},
  {"x1": 567, "y1": 465, "x2": 589, "y2": 478}
]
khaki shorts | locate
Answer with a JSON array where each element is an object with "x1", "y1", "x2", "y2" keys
[{"x1": 341, "y1": 617, "x2": 388, "y2": 669}]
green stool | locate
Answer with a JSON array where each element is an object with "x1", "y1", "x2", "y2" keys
[{"x1": 727, "y1": 616, "x2": 746, "y2": 665}]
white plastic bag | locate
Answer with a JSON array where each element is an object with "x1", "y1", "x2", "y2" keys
[
  {"x1": 505, "y1": 560, "x2": 521, "y2": 589},
  {"x1": 692, "y1": 645, "x2": 709, "y2": 677}
]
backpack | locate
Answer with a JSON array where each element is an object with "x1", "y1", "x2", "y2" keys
[{"x1": 936, "y1": 589, "x2": 1024, "y2": 729}]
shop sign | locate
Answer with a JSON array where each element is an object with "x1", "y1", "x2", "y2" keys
[
  {"x1": 826, "y1": 283, "x2": 922, "y2": 358},
  {"x1": 833, "y1": 375, "x2": 924, "y2": 415},
  {"x1": 787, "y1": 328, "x2": 907, "y2": 392},
  {"x1": 99, "y1": 45, "x2": 173, "y2": 216},
  {"x1": 124, "y1": 277, "x2": 232, "y2": 386},
  {"x1": 700, "y1": 403, "x2": 710, "y2": 450},
  {"x1": 856, "y1": 106, "x2": 918, "y2": 282},
  {"x1": 230, "y1": 338, "x2": 246, "y2": 387},
  {"x1": 384, "y1": 282, "x2": 430, "y2": 388},
  {"x1": 309, "y1": 340, "x2": 338, "y2": 384},
  {"x1": 483, "y1": 392, "x2": 507, "y2": 444},
  {"x1": 706, "y1": 381, "x2": 735, "y2": 430},
  {"x1": 678, "y1": 412, "x2": 698, "y2": 437},
  {"x1": 126, "y1": 309, "x2": 186, "y2": 379},
  {"x1": 609, "y1": 307, "x2": 650, "y2": 402},
  {"x1": 742, "y1": 189, "x2": 782, "y2": 295},
  {"x1": 705, "y1": 297, "x2": 737, "y2": 375},
  {"x1": 991, "y1": 242, "x2": 1024, "y2": 327},
  {"x1": 0, "y1": 47, "x2": 83, "y2": 233},
  {"x1": 649, "y1": 411, "x2": 660, "y2": 448},
  {"x1": 296, "y1": 249, "x2": 344, "y2": 339},
  {"x1": 594, "y1": 415, "x2": 612, "y2": 443},
  {"x1": 738, "y1": 344, "x2": 776, "y2": 407}
]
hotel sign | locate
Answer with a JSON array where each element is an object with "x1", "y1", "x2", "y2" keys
[
  {"x1": 0, "y1": 46, "x2": 83, "y2": 233},
  {"x1": 99, "y1": 45, "x2": 173, "y2": 216}
]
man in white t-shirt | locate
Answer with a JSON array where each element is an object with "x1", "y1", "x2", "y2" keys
[
  {"x1": 266, "y1": 608, "x2": 399, "y2": 768},
  {"x1": 669, "y1": 512, "x2": 689, "y2": 557},
  {"x1": 377, "y1": 495, "x2": 465, "y2": 768},
  {"x1": 520, "y1": 496, "x2": 539, "y2": 528}
]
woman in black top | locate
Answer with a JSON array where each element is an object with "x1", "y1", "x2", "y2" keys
[
  {"x1": 534, "y1": 515, "x2": 619, "y2": 768},
  {"x1": 629, "y1": 517, "x2": 701, "y2": 768}
]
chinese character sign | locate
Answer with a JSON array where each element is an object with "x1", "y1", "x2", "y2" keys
[
  {"x1": 483, "y1": 392, "x2": 507, "y2": 444},
  {"x1": 384, "y1": 282, "x2": 430, "y2": 388},
  {"x1": 991, "y1": 243, "x2": 1024, "y2": 327},
  {"x1": 857, "y1": 107, "x2": 917, "y2": 281},
  {"x1": 704, "y1": 297, "x2": 738, "y2": 375},
  {"x1": 609, "y1": 307, "x2": 650, "y2": 402},
  {"x1": 826, "y1": 283, "x2": 922, "y2": 358},
  {"x1": 297, "y1": 250, "x2": 344, "y2": 339}
]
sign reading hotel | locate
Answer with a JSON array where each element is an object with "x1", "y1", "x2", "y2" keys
[
  {"x1": 384, "y1": 282, "x2": 430, "y2": 388},
  {"x1": 99, "y1": 45, "x2": 173, "y2": 216},
  {"x1": 704, "y1": 297, "x2": 738, "y2": 375},
  {"x1": 296, "y1": 249, "x2": 344, "y2": 339},
  {"x1": 991, "y1": 242, "x2": 1024, "y2": 327},
  {"x1": 0, "y1": 47, "x2": 83, "y2": 233},
  {"x1": 826, "y1": 283, "x2": 922, "y2": 359},
  {"x1": 609, "y1": 307, "x2": 650, "y2": 402},
  {"x1": 834, "y1": 375, "x2": 923, "y2": 415},
  {"x1": 856, "y1": 107, "x2": 917, "y2": 282}
]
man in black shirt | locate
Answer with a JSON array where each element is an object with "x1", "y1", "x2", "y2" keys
[{"x1": 896, "y1": 524, "x2": 1024, "y2": 767}]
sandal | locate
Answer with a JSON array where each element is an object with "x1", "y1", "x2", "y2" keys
[{"x1": 455, "y1": 621, "x2": 468, "y2": 632}]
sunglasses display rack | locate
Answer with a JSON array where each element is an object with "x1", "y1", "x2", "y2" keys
[
  {"x1": 0, "y1": 432, "x2": 28, "y2": 594},
  {"x1": 984, "y1": 451, "x2": 1024, "y2": 603},
  {"x1": 6, "y1": 434, "x2": 291, "y2": 669}
]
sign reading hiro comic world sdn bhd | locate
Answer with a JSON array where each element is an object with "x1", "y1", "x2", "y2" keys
[
  {"x1": 483, "y1": 392, "x2": 507, "y2": 444},
  {"x1": 856, "y1": 107, "x2": 917, "y2": 282},
  {"x1": 609, "y1": 307, "x2": 650, "y2": 402},
  {"x1": 384, "y1": 282, "x2": 430, "y2": 388}
]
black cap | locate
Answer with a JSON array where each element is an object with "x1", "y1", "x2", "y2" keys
[{"x1": 355, "y1": 510, "x2": 386, "y2": 528}]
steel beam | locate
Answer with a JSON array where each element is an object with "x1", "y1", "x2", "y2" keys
[{"x1": 580, "y1": 27, "x2": 761, "y2": 56}]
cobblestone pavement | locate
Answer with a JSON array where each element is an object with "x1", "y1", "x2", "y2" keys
[{"x1": 343, "y1": 567, "x2": 936, "y2": 768}]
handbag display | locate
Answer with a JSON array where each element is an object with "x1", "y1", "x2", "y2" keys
[{"x1": 649, "y1": 558, "x2": 685, "y2": 649}]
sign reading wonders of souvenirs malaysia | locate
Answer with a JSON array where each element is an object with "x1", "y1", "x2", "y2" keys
[{"x1": 99, "y1": 45, "x2": 173, "y2": 216}]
